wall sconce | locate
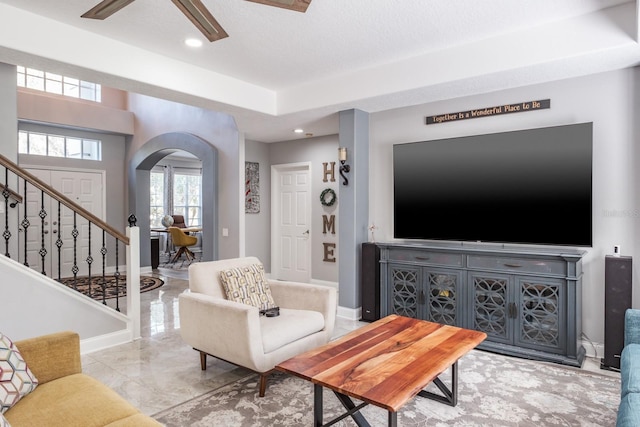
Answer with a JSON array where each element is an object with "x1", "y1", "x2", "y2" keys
[{"x1": 338, "y1": 147, "x2": 351, "y2": 186}]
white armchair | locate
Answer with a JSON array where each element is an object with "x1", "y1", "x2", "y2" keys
[{"x1": 179, "y1": 257, "x2": 337, "y2": 396}]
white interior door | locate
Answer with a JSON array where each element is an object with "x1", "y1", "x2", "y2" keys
[
  {"x1": 271, "y1": 163, "x2": 311, "y2": 282},
  {"x1": 20, "y1": 168, "x2": 104, "y2": 278}
]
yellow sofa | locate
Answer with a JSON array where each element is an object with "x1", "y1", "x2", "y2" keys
[{"x1": 4, "y1": 331, "x2": 162, "y2": 427}]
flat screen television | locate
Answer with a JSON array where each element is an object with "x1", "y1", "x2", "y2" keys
[{"x1": 393, "y1": 122, "x2": 593, "y2": 247}]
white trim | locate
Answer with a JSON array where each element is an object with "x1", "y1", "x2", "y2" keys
[
  {"x1": 310, "y1": 278, "x2": 338, "y2": 290},
  {"x1": 337, "y1": 305, "x2": 362, "y2": 321},
  {"x1": 581, "y1": 339, "x2": 604, "y2": 360},
  {"x1": 80, "y1": 329, "x2": 134, "y2": 355}
]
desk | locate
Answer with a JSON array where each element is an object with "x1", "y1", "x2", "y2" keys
[
  {"x1": 151, "y1": 227, "x2": 202, "y2": 233},
  {"x1": 277, "y1": 315, "x2": 487, "y2": 427},
  {"x1": 150, "y1": 227, "x2": 203, "y2": 257}
]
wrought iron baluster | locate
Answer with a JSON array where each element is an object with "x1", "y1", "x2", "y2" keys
[
  {"x1": 87, "y1": 221, "x2": 93, "y2": 298},
  {"x1": 39, "y1": 190, "x2": 47, "y2": 275},
  {"x1": 100, "y1": 229, "x2": 107, "y2": 305},
  {"x1": 71, "y1": 212, "x2": 79, "y2": 290},
  {"x1": 3, "y1": 168, "x2": 11, "y2": 258},
  {"x1": 114, "y1": 238, "x2": 120, "y2": 312},
  {"x1": 21, "y1": 179, "x2": 29, "y2": 266},
  {"x1": 55, "y1": 201, "x2": 62, "y2": 281}
]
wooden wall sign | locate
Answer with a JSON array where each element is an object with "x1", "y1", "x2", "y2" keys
[
  {"x1": 321, "y1": 160, "x2": 337, "y2": 263},
  {"x1": 426, "y1": 99, "x2": 550, "y2": 125}
]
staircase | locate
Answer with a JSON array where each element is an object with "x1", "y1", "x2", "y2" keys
[{"x1": 0, "y1": 154, "x2": 141, "y2": 352}]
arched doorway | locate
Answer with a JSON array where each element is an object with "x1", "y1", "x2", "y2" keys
[{"x1": 128, "y1": 132, "x2": 218, "y2": 267}]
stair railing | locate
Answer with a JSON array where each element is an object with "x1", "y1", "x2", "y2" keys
[{"x1": 0, "y1": 153, "x2": 141, "y2": 338}]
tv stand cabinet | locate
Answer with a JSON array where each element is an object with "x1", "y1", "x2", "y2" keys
[{"x1": 376, "y1": 242, "x2": 586, "y2": 367}]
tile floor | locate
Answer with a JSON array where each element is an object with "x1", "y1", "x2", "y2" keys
[
  {"x1": 81, "y1": 265, "x2": 367, "y2": 416},
  {"x1": 82, "y1": 263, "x2": 619, "y2": 418}
]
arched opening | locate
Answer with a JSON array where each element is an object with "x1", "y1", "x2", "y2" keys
[{"x1": 128, "y1": 132, "x2": 218, "y2": 267}]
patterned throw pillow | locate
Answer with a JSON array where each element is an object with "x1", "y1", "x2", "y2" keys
[
  {"x1": 0, "y1": 414, "x2": 10, "y2": 427},
  {"x1": 220, "y1": 264, "x2": 276, "y2": 311},
  {"x1": 0, "y1": 333, "x2": 38, "y2": 414}
]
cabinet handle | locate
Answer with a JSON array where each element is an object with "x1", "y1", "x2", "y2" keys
[
  {"x1": 419, "y1": 290, "x2": 426, "y2": 304},
  {"x1": 415, "y1": 256, "x2": 430, "y2": 261},
  {"x1": 503, "y1": 263, "x2": 522, "y2": 268},
  {"x1": 509, "y1": 303, "x2": 517, "y2": 318}
]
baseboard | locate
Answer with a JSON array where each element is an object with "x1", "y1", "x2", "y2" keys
[
  {"x1": 310, "y1": 279, "x2": 339, "y2": 290},
  {"x1": 337, "y1": 305, "x2": 362, "y2": 321},
  {"x1": 580, "y1": 339, "x2": 604, "y2": 359},
  {"x1": 80, "y1": 328, "x2": 135, "y2": 355}
]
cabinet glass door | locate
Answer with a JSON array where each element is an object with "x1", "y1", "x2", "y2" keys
[
  {"x1": 469, "y1": 273, "x2": 511, "y2": 344},
  {"x1": 388, "y1": 265, "x2": 421, "y2": 319},
  {"x1": 425, "y1": 269, "x2": 461, "y2": 326},
  {"x1": 516, "y1": 277, "x2": 564, "y2": 353}
]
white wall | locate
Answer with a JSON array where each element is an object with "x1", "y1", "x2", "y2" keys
[
  {"x1": 370, "y1": 67, "x2": 640, "y2": 348},
  {"x1": 0, "y1": 255, "x2": 129, "y2": 343}
]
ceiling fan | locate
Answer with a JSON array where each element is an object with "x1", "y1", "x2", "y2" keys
[{"x1": 81, "y1": 0, "x2": 312, "y2": 42}]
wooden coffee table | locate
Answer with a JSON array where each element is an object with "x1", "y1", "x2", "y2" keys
[{"x1": 276, "y1": 314, "x2": 487, "y2": 427}]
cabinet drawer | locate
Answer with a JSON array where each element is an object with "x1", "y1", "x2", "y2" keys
[
  {"x1": 388, "y1": 248, "x2": 463, "y2": 267},
  {"x1": 467, "y1": 255, "x2": 566, "y2": 275}
]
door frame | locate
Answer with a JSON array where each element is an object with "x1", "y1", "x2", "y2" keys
[{"x1": 270, "y1": 162, "x2": 312, "y2": 282}]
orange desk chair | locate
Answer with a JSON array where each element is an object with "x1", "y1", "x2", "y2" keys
[{"x1": 168, "y1": 226, "x2": 198, "y2": 263}]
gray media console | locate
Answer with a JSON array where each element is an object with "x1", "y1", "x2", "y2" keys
[{"x1": 373, "y1": 242, "x2": 586, "y2": 367}]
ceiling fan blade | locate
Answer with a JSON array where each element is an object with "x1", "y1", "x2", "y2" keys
[
  {"x1": 81, "y1": 0, "x2": 135, "y2": 20},
  {"x1": 245, "y1": 0, "x2": 311, "y2": 13},
  {"x1": 172, "y1": 0, "x2": 228, "y2": 42}
]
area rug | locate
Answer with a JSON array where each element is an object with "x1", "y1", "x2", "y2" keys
[
  {"x1": 59, "y1": 275, "x2": 164, "y2": 300},
  {"x1": 152, "y1": 350, "x2": 621, "y2": 426}
]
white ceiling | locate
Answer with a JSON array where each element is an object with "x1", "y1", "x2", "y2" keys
[{"x1": 0, "y1": 0, "x2": 638, "y2": 142}]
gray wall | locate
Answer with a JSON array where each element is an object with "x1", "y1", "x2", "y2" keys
[
  {"x1": 0, "y1": 63, "x2": 17, "y2": 161},
  {"x1": 126, "y1": 93, "x2": 240, "y2": 260},
  {"x1": 266, "y1": 135, "x2": 340, "y2": 283},
  {"x1": 369, "y1": 67, "x2": 640, "y2": 347},
  {"x1": 245, "y1": 139, "x2": 271, "y2": 268},
  {"x1": 18, "y1": 122, "x2": 127, "y2": 236}
]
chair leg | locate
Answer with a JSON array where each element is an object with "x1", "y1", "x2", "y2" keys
[
  {"x1": 259, "y1": 373, "x2": 268, "y2": 397},
  {"x1": 199, "y1": 351, "x2": 207, "y2": 370},
  {"x1": 170, "y1": 247, "x2": 185, "y2": 263}
]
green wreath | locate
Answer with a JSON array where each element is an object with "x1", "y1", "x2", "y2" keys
[{"x1": 320, "y1": 188, "x2": 337, "y2": 207}]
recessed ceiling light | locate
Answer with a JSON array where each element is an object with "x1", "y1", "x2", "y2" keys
[
  {"x1": 294, "y1": 128, "x2": 304, "y2": 133},
  {"x1": 185, "y1": 38, "x2": 203, "y2": 48}
]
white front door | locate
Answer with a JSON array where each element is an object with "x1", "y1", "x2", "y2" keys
[
  {"x1": 271, "y1": 163, "x2": 311, "y2": 282},
  {"x1": 20, "y1": 168, "x2": 104, "y2": 278}
]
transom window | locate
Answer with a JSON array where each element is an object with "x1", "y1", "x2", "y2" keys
[
  {"x1": 17, "y1": 66, "x2": 102, "y2": 102},
  {"x1": 19, "y1": 130, "x2": 102, "y2": 161}
]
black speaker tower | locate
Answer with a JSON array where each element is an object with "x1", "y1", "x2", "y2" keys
[
  {"x1": 601, "y1": 255, "x2": 632, "y2": 371},
  {"x1": 361, "y1": 243, "x2": 381, "y2": 322}
]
